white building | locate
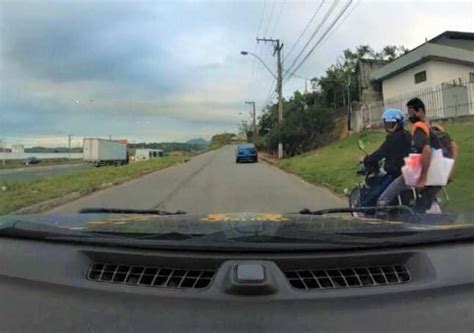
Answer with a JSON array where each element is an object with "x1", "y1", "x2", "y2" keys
[
  {"x1": 371, "y1": 31, "x2": 474, "y2": 118},
  {"x1": 11, "y1": 145, "x2": 24, "y2": 153},
  {"x1": 134, "y1": 149, "x2": 164, "y2": 161}
]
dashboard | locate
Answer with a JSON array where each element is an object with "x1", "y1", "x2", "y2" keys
[{"x1": 0, "y1": 236, "x2": 473, "y2": 332}]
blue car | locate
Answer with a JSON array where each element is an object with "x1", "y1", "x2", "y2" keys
[{"x1": 236, "y1": 143, "x2": 258, "y2": 163}]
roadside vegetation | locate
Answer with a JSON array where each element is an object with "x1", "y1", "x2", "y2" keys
[
  {"x1": 251, "y1": 45, "x2": 408, "y2": 156},
  {"x1": 209, "y1": 133, "x2": 236, "y2": 148},
  {"x1": 0, "y1": 156, "x2": 186, "y2": 215},
  {"x1": 0, "y1": 158, "x2": 83, "y2": 170},
  {"x1": 278, "y1": 121, "x2": 474, "y2": 213}
]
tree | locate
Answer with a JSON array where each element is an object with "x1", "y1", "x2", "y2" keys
[
  {"x1": 210, "y1": 133, "x2": 235, "y2": 147},
  {"x1": 258, "y1": 44, "x2": 408, "y2": 156}
]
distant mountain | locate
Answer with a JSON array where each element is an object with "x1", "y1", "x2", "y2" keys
[{"x1": 185, "y1": 138, "x2": 209, "y2": 146}]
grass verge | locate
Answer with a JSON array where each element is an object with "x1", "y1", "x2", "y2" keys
[
  {"x1": 0, "y1": 156, "x2": 186, "y2": 215},
  {"x1": 278, "y1": 122, "x2": 474, "y2": 213}
]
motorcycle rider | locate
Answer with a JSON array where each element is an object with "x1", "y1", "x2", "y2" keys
[
  {"x1": 377, "y1": 97, "x2": 457, "y2": 211},
  {"x1": 361, "y1": 108, "x2": 412, "y2": 207}
]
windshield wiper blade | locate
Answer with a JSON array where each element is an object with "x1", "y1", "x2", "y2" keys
[
  {"x1": 78, "y1": 208, "x2": 187, "y2": 215},
  {"x1": 299, "y1": 205, "x2": 415, "y2": 216},
  {"x1": 87, "y1": 230, "x2": 204, "y2": 240}
]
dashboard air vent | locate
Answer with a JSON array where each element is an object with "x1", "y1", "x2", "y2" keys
[
  {"x1": 284, "y1": 265, "x2": 411, "y2": 290},
  {"x1": 88, "y1": 263, "x2": 215, "y2": 289}
]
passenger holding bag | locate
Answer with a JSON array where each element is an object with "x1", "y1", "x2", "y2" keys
[
  {"x1": 379, "y1": 98, "x2": 457, "y2": 211},
  {"x1": 409, "y1": 121, "x2": 455, "y2": 186}
]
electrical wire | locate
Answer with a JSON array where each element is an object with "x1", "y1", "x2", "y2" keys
[
  {"x1": 269, "y1": 0, "x2": 285, "y2": 39},
  {"x1": 284, "y1": 1, "x2": 325, "y2": 63},
  {"x1": 319, "y1": 0, "x2": 360, "y2": 47},
  {"x1": 283, "y1": 0, "x2": 339, "y2": 81},
  {"x1": 286, "y1": 0, "x2": 353, "y2": 79}
]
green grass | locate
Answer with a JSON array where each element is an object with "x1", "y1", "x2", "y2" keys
[
  {"x1": 0, "y1": 156, "x2": 186, "y2": 215},
  {"x1": 278, "y1": 122, "x2": 474, "y2": 213},
  {"x1": 0, "y1": 158, "x2": 83, "y2": 170}
]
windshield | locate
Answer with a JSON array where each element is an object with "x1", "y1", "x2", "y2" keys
[{"x1": 1, "y1": 0, "x2": 473, "y2": 247}]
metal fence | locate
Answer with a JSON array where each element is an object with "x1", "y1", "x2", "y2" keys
[{"x1": 352, "y1": 77, "x2": 474, "y2": 131}]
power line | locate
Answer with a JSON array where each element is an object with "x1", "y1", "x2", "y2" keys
[
  {"x1": 269, "y1": 0, "x2": 285, "y2": 39},
  {"x1": 248, "y1": 0, "x2": 268, "y2": 95},
  {"x1": 286, "y1": 0, "x2": 353, "y2": 79},
  {"x1": 283, "y1": 70, "x2": 311, "y2": 80},
  {"x1": 255, "y1": 0, "x2": 275, "y2": 90},
  {"x1": 262, "y1": 0, "x2": 277, "y2": 38},
  {"x1": 264, "y1": 79, "x2": 277, "y2": 107},
  {"x1": 319, "y1": 0, "x2": 360, "y2": 47},
  {"x1": 284, "y1": 0, "x2": 339, "y2": 81},
  {"x1": 284, "y1": 1, "x2": 325, "y2": 63},
  {"x1": 256, "y1": 0, "x2": 268, "y2": 36}
]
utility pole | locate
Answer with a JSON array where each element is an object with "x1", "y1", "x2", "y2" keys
[
  {"x1": 1, "y1": 139, "x2": 5, "y2": 167},
  {"x1": 245, "y1": 101, "x2": 257, "y2": 142},
  {"x1": 257, "y1": 37, "x2": 284, "y2": 159},
  {"x1": 347, "y1": 75, "x2": 352, "y2": 131},
  {"x1": 68, "y1": 134, "x2": 72, "y2": 159}
]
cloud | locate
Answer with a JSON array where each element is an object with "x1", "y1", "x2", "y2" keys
[{"x1": 0, "y1": 0, "x2": 472, "y2": 146}]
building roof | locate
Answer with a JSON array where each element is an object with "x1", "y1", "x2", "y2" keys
[
  {"x1": 371, "y1": 31, "x2": 474, "y2": 81},
  {"x1": 429, "y1": 31, "x2": 474, "y2": 44}
]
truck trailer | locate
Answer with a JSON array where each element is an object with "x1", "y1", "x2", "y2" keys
[{"x1": 83, "y1": 138, "x2": 128, "y2": 167}]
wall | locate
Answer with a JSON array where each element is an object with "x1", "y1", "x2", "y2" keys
[
  {"x1": 382, "y1": 62, "x2": 434, "y2": 100},
  {"x1": 382, "y1": 61, "x2": 474, "y2": 101},
  {"x1": 357, "y1": 60, "x2": 386, "y2": 105},
  {"x1": 428, "y1": 61, "x2": 474, "y2": 84}
]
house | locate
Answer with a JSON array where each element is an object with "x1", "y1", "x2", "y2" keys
[
  {"x1": 11, "y1": 145, "x2": 25, "y2": 153},
  {"x1": 134, "y1": 149, "x2": 164, "y2": 161},
  {"x1": 370, "y1": 31, "x2": 474, "y2": 118}
]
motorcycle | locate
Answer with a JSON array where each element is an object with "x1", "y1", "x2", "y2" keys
[{"x1": 346, "y1": 139, "x2": 446, "y2": 217}]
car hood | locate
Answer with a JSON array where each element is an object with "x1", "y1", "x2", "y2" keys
[{"x1": 0, "y1": 212, "x2": 470, "y2": 235}]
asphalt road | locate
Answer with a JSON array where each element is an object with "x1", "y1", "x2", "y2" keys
[
  {"x1": 0, "y1": 163, "x2": 92, "y2": 182},
  {"x1": 51, "y1": 146, "x2": 345, "y2": 214}
]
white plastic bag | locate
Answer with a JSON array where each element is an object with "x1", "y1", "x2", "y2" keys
[
  {"x1": 426, "y1": 149, "x2": 454, "y2": 186},
  {"x1": 402, "y1": 154, "x2": 422, "y2": 186}
]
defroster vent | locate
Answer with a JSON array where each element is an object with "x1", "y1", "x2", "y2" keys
[
  {"x1": 88, "y1": 263, "x2": 215, "y2": 289},
  {"x1": 284, "y1": 265, "x2": 411, "y2": 290}
]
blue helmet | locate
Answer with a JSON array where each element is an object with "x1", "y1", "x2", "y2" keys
[{"x1": 382, "y1": 108, "x2": 404, "y2": 123}]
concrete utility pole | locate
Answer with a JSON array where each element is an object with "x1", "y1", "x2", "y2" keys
[
  {"x1": 245, "y1": 101, "x2": 257, "y2": 142},
  {"x1": 256, "y1": 38, "x2": 284, "y2": 159},
  {"x1": 68, "y1": 134, "x2": 72, "y2": 159},
  {"x1": 1, "y1": 139, "x2": 5, "y2": 167},
  {"x1": 347, "y1": 75, "x2": 352, "y2": 131}
]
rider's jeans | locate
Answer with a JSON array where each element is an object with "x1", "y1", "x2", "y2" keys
[
  {"x1": 362, "y1": 174, "x2": 394, "y2": 207},
  {"x1": 377, "y1": 175, "x2": 409, "y2": 207}
]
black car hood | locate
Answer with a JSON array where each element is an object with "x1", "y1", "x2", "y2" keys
[{"x1": 0, "y1": 212, "x2": 470, "y2": 235}]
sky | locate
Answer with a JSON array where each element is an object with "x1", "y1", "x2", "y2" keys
[{"x1": 0, "y1": 0, "x2": 473, "y2": 147}]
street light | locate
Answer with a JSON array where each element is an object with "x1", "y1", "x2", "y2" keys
[
  {"x1": 241, "y1": 40, "x2": 284, "y2": 158},
  {"x1": 240, "y1": 50, "x2": 277, "y2": 80}
]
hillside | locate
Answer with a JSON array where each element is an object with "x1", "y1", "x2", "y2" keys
[
  {"x1": 186, "y1": 138, "x2": 209, "y2": 146},
  {"x1": 278, "y1": 121, "x2": 474, "y2": 213}
]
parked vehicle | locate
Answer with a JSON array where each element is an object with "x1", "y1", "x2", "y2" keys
[
  {"x1": 24, "y1": 157, "x2": 41, "y2": 166},
  {"x1": 346, "y1": 140, "x2": 445, "y2": 217},
  {"x1": 83, "y1": 138, "x2": 128, "y2": 167},
  {"x1": 134, "y1": 149, "x2": 164, "y2": 161},
  {"x1": 236, "y1": 143, "x2": 258, "y2": 163}
]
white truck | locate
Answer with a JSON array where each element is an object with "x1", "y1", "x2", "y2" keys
[{"x1": 83, "y1": 138, "x2": 128, "y2": 167}]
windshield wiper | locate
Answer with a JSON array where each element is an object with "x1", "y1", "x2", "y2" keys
[
  {"x1": 299, "y1": 205, "x2": 415, "y2": 216},
  {"x1": 78, "y1": 208, "x2": 187, "y2": 215}
]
